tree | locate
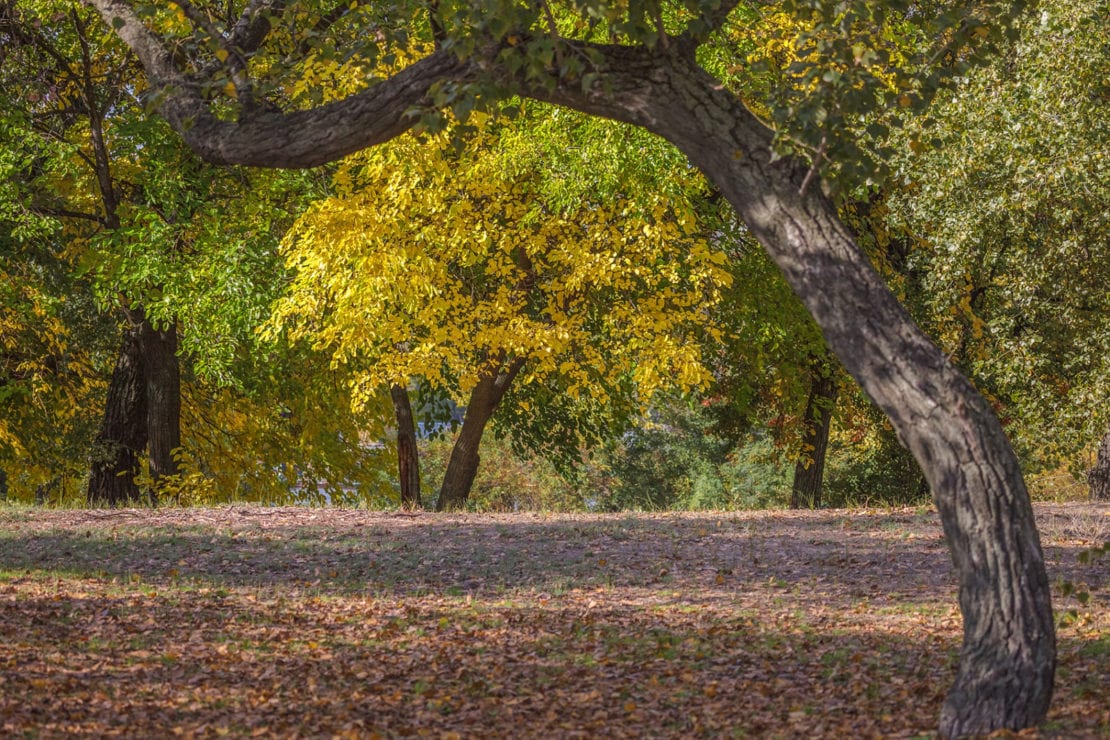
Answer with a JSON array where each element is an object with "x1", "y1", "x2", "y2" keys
[
  {"x1": 1, "y1": 1, "x2": 391, "y2": 507},
  {"x1": 88, "y1": 0, "x2": 1054, "y2": 732},
  {"x1": 887, "y1": 0, "x2": 1110, "y2": 499},
  {"x1": 789, "y1": 354, "x2": 836, "y2": 509},
  {"x1": 268, "y1": 104, "x2": 729, "y2": 511},
  {"x1": 390, "y1": 385, "x2": 422, "y2": 508},
  {"x1": 0, "y1": 215, "x2": 112, "y2": 500},
  {"x1": 0, "y1": 0, "x2": 184, "y2": 504}
]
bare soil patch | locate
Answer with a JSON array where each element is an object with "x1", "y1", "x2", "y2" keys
[{"x1": 0, "y1": 503, "x2": 1106, "y2": 737}]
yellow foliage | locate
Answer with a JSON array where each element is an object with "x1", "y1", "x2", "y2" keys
[
  {"x1": 0, "y1": 268, "x2": 107, "y2": 499},
  {"x1": 730, "y1": 7, "x2": 913, "y2": 112},
  {"x1": 268, "y1": 108, "x2": 731, "y2": 412}
]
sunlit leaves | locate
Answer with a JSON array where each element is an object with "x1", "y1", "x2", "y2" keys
[{"x1": 268, "y1": 104, "x2": 731, "y2": 429}]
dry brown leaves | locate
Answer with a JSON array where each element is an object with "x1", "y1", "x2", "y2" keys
[{"x1": 0, "y1": 503, "x2": 1106, "y2": 737}]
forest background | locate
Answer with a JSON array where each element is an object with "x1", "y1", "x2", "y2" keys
[{"x1": 0, "y1": 0, "x2": 1107, "y2": 514}]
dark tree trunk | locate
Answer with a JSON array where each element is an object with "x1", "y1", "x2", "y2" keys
[
  {"x1": 790, "y1": 359, "x2": 837, "y2": 509},
  {"x1": 435, "y1": 359, "x2": 524, "y2": 512},
  {"x1": 532, "y1": 50, "x2": 1054, "y2": 736},
  {"x1": 138, "y1": 314, "x2": 181, "y2": 499},
  {"x1": 390, "y1": 384, "x2": 422, "y2": 509},
  {"x1": 1088, "y1": 430, "x2": 1110, "y2": 501},
  {"x1": 87, "y1": 311, "x2": 182, "y2": 507},
  {"x1": 87, "y1": 326, "x2": 148, "y2": 506}
]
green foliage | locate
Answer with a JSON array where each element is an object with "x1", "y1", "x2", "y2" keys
[
  {"x1": 0, "y1": 1, "x2": 393, "y2": 505},
  {"x1": 586, "y1": 398, "x2": 797, "y2": 512},
  {"x1": 888, "y1": 0, "x2": 1110, "y2": 474},
  {"x1": 767, "y1": 0, "x2": 1021, "y2": 188},
  {"x1": 419, "y1": 433, "x2": 582, "y2": 511},
  {"x1": 591, "y1": 399, "x2": 733, "y2": 512},
  {"x1": 823, "y1": 429, "x2": 927, "y2": 508},
  {"x1": 0, "y1": 224, "x2": 115, "y2": 500},
  {"x1": 711, "y1": 436, "x2": 794, "y2": 510}
]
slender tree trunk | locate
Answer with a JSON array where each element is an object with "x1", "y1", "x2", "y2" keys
[
  {"x1": 790, "y1": 359, "x2": 837, "y2": 509},
  {"x1": 1088, "y1": 429, "x2": 1110, "y2": 501},
  {"x1": 138, "y1": 313, "x2": 180, "y2": 501},
  {"x1": 87, "y1": 326, "x2": 148, "y2": 506},
  {"x1": 535, "y1": 50, "x2": 1055, "y2": 736},
  {"x1": 390, "y1": 384, "x2": 422, "y2": 509},
  {"x1": 435, "y1": 359, "x2": 524, "y2": 512}
]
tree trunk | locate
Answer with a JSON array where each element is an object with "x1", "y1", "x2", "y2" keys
[
  {"x1": 435, "y1": 359, "x2": 524, "y2": 512},
  {"x1": 87, "y1": 326, "x2": 148, "y2": 506},
  {"x1": 390, "y1": 384, "x2": 422, "y2": 509},
  {"x1": 86, "y1": 311, "x2": 181, "y2": 507},
  {"x1": 790, "y1": 358, "x2": 837, "y2": 509},
  {"x1": 536, "y1": 50, "x2": 1054, "y2": 736},
  {"x1": 138, "y1": 313, "x2": 181, "y2": 501},
  {"x1": 1088, "y1": 429, "x2": 1110, "y2": 501}
]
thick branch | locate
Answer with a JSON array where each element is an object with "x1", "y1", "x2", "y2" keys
[{"x1": 85, "y1": 0, "x2": 472, "y2": 167}]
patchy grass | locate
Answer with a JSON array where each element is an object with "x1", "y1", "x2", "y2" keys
[{"x1": 0, "y1": 503, "x2": 1106, "y2": 737}]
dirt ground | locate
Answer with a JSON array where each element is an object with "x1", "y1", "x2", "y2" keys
[{"x1": 0, "y1": 503, "x2": 1106, "y2": 737}]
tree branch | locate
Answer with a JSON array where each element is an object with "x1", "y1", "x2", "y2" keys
[
  {"x1": 85, "y1": 0, "x2": 473, "y2": 167},
  {"x1": 172, "y1": 0, "x2": 255, "y2": 106},
  {"x1": 28, "y1": 204, "x2": 109, "y2": 225},
  {"x1": 678, "y1": 0, "x2": 743, "y2": 44},
  {"x1": 226, "y1": 0, "x2": 284, "y2": 51}
]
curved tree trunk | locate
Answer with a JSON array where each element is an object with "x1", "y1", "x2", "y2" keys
[
  {"x1": 1088, "y1": 429, "x2": 1110, "y2": 501},
  {"x1": 535, "y1": 50, "x2": 1054, "y2": 736},
  {"x1": 790, "y1": 357, "x2": 837, "y2": 509},
  {"x1": 435, "y1": 359, "x2": 524, "y2": 512},
  {"x1": 138, "y1": 313, "x2": 181, "y2": 503},
  {"x1": 87, "y1": 326, "x2": 148, "y2": 506},
  {"x1": 390, "y1": 384, "x2": 422, "y2": 509},
  {"x1": 84, "y1": 6, "x2": 1055, "y2": 732}
]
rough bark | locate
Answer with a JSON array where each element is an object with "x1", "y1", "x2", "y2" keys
[
  {"x1": 138, "y1": 314, "x2": 181, "y2": 498},
  {"x1": 390, "y1": 384, "x2": 422, "y2": 509},
  {"x1": 87, "y1": 327, "x2": 148, "y2": 506},
  {"x1": 87, "y1": 0, "x2": 470, "y2": 168},
  {"x1": 88, "y1": 10, "x2": 1056, "y2": 733},
  {"x1": 86, "y1": 312, "x2": 182, "y2": 507},
  {"x1": 1088, "y1": 429, "x2": 1110, "y2": 501},
  {"x1": 790, "y1": 359, "x2": 837, "y2": 509},
  {"x1": 528, "y1": 49, "x2": 1053, "y2": 736},
  {"x1": 435, "y1": 360, "x2": 524, "y2": 512},
  {"x1": 650, "y1": 58, "x2": 1053, "y2": 738}
]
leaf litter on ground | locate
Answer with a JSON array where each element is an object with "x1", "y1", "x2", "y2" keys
[{"x1": 0, "y1": 503, "x2": 1106, "y2": 737}]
